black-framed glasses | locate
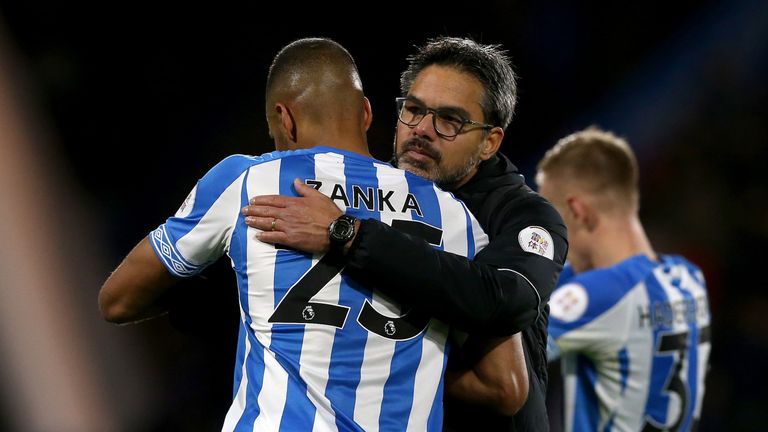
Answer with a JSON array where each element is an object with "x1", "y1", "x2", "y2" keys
[{"x1": 396, "y1": 97, "x2": 495, "y2": 139}]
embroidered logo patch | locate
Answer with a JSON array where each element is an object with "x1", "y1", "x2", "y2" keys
[
  {"x1": 518, "y1": 226, "x2": 554, "y2": 260},
  {"x1": 175, "y1": 185, "x2": 197, "y2": 218},
  {"x1": 550, "y1": 283, "x2": 588, "y2": 322}
]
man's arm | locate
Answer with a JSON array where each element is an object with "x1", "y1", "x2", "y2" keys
[
  {"x1": 445, "y1": 334, "x2": 529, "y2": 415},
  {"x1": 99, "y1": 236, "x2": 177, "y2": 323},
  {"x1": 346, "y1": 218, "x2": 563, "y2": 335},
  {"x1": 243, "y1": 179, "x2": 566, "y2": 335}
]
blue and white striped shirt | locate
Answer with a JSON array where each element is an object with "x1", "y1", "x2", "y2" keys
[
  {"x1": 549, "y1": 255, "x2": 711, "y2": 432},
  {"x1": 149, "y1": 147, "x2": 488, "y2": 432}
]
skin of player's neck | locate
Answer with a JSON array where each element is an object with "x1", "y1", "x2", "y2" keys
[
  {"x1": 295, "y1": 121, "x2": 372, "y2": 158},
  {"x1": 588, "y1": 213, "x2": 658, "y2": 269}
]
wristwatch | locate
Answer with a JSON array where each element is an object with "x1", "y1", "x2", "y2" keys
[{"x1": 328, "y1": 215, "x2": 357, "y2": 247}]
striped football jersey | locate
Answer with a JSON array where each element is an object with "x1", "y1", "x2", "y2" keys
[
  {"x1": 548, "y1": 255, "x2": 711, "y2": 432},
  {"x1": 149, "y1": 146, "x2": 489, "y2": 432}
]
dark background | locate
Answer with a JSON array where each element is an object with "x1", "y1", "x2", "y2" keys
[{"x1": 1, "y1": 1, "x2": 766, "y2": 430}]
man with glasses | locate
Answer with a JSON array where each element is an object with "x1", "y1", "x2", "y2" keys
[{"x1": 244, "y1": 37, "x2": 567, "y2": 431}]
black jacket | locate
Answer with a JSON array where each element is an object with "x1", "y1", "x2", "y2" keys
[{"x1": 346, "y1": 153, "x2": 568, "y2": 431}]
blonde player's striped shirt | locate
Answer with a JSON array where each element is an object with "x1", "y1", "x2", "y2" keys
[{"x1": 549, "y1": 255, "x2": 711, "y2": 432}]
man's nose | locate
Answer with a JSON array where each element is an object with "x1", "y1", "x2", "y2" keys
[{"x1": 412, "y1": 112, "x2": 438, "y2": 138}]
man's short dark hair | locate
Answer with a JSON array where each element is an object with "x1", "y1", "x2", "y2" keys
[{"x1": 400, "y1": 36, "x2": 518, "y2": 130}]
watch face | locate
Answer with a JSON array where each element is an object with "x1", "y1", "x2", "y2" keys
[{"x1": 330, "y1": 216, "x2": 355, "y2": 243}]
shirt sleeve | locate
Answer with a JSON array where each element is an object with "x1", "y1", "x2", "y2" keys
[
  {"x1": 548, "y1": 277, "x2": 633, "y2": 355},
  {"x1": 345, "y1": 200, "x2": 567, "y2": 336},
  {"x1": 149, "y1": 155, "x2": 249, "y2": 277}
]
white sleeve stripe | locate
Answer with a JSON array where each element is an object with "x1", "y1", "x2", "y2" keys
[
  {"x1": 497, "y1": 268, "x2": 542, "y2": 320},
  {"x1": 150, "y1": 225, "x2": 199, "y2": 277}
]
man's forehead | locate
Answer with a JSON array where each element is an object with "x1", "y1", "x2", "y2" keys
[{"x1": 410, "y1": 66, "x2": 484, "y2": 110}]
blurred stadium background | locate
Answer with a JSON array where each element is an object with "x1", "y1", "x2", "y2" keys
[{"x1": 0, "y1": 2, "x2": 765, "y2": 431}]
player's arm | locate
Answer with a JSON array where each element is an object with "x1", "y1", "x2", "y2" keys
[
  {"x1": 243, "y1": 180, "x2": 567, "y2": 335},
  {"x1": 444, "y1": 334, "x2": 529, "y2": 415},
  {"x1": 99, "y1": 236, "x2": 177, "y2": 324},
  {"x1": 548, "y1": 278, "x2": 632, "y2": 359},
  {"x1": 100, "y1": 156, "x2": 248, "y2": 325}
]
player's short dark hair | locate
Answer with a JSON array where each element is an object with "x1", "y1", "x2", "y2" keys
[
  {"x1": 266, "y1": 37, "x2": 362, "y2": 122},
  {"x1": 267, "y1": 38, "x2": 358, "y2": 91},
  {"x1": 400, "y1": 36, "x2": 518, "y2": 130}
]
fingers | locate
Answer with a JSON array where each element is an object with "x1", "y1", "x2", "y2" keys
[
  {"x1": 249, "y1": 194, "x2": 291, "y2": 207},
  {"x1": 293, "y1": 179, "x2": 343, "y2": 219},
  {"x1": 255, "y1": 230, "x2": 287, "y2": 245},
  {"x1": 294, "y1": 178, "x2": 324, "y2": 198},
  {"x1": 243, "y1": 216, "x2": 276, "y2": 231},
  {"x1": 241, "y1": 214, "x2": 288, "y2": 245},
  {"x1": 242, "y1": 204, "x2": 276, "y2": 218}
]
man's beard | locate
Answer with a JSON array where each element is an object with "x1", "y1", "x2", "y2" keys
[
  {"x1": 395, "y1": 137, "x2": 482, "y2": 190},
  {"x1": 395, "y1": 137, "x2": 481, "y2": 190}
]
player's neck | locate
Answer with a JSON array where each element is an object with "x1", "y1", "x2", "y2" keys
[
  {"x1": 590, "y1": 215, "x2": 657, "y2": 269},
  {"x1": 331, "y1": 140, "x2": 372, "y2": 158},
  {"x1": 298, "y1": 123, "x2": 372, "y2": 158}
]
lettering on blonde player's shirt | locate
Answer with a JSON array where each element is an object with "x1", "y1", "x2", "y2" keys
[
  {"x1": 637, "y1": 294, "x2": 709, "y2": 329},
  {"x1": 306, "y1": 180, "x2": 423, "y2": 216}
]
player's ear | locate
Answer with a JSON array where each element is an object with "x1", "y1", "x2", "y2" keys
[
  {"x1": 479, "y1": 127, "x2": 504, "y2": 161},
  {"x1": 566, "y1": 196, "x2": 598, "y2": 232},
  {"x1": 275, "y1": 103, "x2": 297, "y2": 142},
  {"x1": 362, "y1": 96, "x2": 373, "y2": 132}
]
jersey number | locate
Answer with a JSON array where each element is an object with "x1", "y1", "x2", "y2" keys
[
  {"x1": 268, "y1": 219, "x2": 442, "y2": 340},
  {"x1": 642, "y1": 326, "x2": 710, "y2": 432}
]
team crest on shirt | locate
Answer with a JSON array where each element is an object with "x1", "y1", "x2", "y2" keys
[
  {"x1": 550, "y1": 283, "x2": 588, "y2": 322},
  {"x1": 175, "y1": 185, "x2": 197, "y2": 218},
  {"x1": 518, "y1": 226, "x2": 554, "y2": 260}
]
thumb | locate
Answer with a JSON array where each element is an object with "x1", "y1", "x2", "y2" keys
[{"x1": 294, "y1": 178, "x2": 323, "y2": 198}]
